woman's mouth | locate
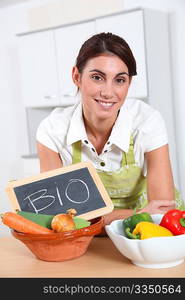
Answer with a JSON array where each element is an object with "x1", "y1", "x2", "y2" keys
[{"x1": 94, "y1": 99, "x2": 115, "y2": 108}]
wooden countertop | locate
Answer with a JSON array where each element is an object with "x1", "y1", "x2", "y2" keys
[{"x1": 0, "y1": 236, "x2": 185, "y2": 278}]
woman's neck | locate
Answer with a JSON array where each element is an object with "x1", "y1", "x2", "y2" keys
[
  {"x1": 84, "y1": 112, "x2": 115, "y2": 137},
  {"x1": 82, "y1": 110, "x2": 117, "y2": 154}
]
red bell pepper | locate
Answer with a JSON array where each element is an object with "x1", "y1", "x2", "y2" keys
[{"x1": 160, "y1": 209, "x2": 185, "y2": 235}]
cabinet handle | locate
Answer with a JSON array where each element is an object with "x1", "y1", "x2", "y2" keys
[
  {"x1": 44, "y1": 95, "x2": 57, "y2": 99},
  {"x1": 44, "y1": 93, "x2": 76, "y2": 100},
  {"x1": 61, "y1": 93, "x2": 76, "y2": 97}
]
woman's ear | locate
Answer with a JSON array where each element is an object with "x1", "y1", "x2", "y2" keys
[{"x1": 72, "y1": 66, "x2": 81, "y2": 87}]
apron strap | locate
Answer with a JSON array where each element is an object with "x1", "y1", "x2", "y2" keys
[
  {"x1": 72, "y1": 141, "x2": 81, "y2": 164},
  {"x1": 121, "y1": 135, "x2": 135, "y2": 166}
]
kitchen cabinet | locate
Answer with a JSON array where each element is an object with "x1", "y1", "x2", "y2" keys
[
  {"x1": 18, "y1": 22, "x2": 95, "y2": 108},
  {"x1": 18, "y1": 30, "x2": 60, "y2": 107}
]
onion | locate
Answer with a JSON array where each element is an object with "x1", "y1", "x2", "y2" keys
[{"x1": 51, "y1": 209, "x2": 77, "y2": 233}]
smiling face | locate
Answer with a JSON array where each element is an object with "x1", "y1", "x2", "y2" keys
[{"x1": 72, "y1": 54, "x2": 131, "y2": 122}]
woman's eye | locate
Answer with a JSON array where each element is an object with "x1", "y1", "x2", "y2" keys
[
  {"x1": 116, "y1": 78, "x2": 126, "y2": 84},
  {"x1": 91, "y1": 75, "x2": 103, "y2": 81}
]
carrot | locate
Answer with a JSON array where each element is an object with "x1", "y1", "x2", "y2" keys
[{"x1": 1, "y1": 212, "x2": 53, "y2": 234}]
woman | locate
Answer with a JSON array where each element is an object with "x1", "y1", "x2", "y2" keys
[{"x1": 36, "y1": 32, "x2": 183, "y2": 225}]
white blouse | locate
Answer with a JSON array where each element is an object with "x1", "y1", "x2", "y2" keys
[{"x1": 36, "y1": 97, "x2": 168, "y2": 176}]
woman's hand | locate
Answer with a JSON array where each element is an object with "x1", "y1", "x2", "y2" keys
[{"x1": 140, "y1": 199, "x2": 176, "y2": 214}]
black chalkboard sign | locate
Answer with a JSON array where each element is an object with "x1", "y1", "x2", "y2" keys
[{"x1": 6, "y1": 162, "x2": 114, "y2": 220}]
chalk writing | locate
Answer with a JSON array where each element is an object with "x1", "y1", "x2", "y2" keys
[
  {"x1": 65, "y1": 179, "x2": 89, "y2": 204},
  {"x1": 22, "y1": 178, "x2": 90, "y2": 213},
  {"x1": 13, "y1": 165, "x2": 107, "y2": 216},
  {"x1": 23, "y1": 189, "x2": 55, "y2": 213}
]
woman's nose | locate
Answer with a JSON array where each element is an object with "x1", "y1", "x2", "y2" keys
[{"x1": 100, "y1": 82, "x2": 114, "y2": 99}]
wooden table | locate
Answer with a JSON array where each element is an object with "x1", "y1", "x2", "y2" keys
[{"x1": 0, "y1": 236, "x2": 185, "y2": 278}]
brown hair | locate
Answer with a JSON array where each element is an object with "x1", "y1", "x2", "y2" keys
[{"x1": 75, "y1": 32, "x2": 137, "y2": 77}]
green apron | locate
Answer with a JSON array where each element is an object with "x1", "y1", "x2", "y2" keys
[{"x1": 72, "y1": 137, "x2": 184, "y2": 210}]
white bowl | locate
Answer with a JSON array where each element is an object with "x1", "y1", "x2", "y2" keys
[{"x1": 105, "y1": 214, "x2": 185, "y2": 269}]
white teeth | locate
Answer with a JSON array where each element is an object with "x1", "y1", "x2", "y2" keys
[{"x1": 99, "y1": 101, "x2": 114, "y2": 107}]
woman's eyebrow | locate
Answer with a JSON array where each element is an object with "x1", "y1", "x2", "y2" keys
[
  {"x1": 117, "y1": 72, "x2": 129, "y2": 76},
  {"x1": 89, "y1": 69, "x2": 129, "y2": 76},
  {"x1": 89, "y1": 69, "x2": 106, "y2": 75}
]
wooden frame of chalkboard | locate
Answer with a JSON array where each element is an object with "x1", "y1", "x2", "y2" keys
[{"x1": 5, "y1": 162, "x2": 114, "y2": 220}]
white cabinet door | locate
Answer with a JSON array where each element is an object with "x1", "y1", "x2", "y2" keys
[
  {"x1": 95, "y1": 10, "x2": 147, "y2": 99},
  {"x1": 18, "y1": 30, "x2": 60, "y2": 107},
  {"x1": 54, "y1": 21, "x2": 95, "y2": 105}
]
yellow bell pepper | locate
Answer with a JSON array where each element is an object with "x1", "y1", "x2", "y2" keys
[{"x1": 132, "y1": 221, "x2": 173, "y2": 240}]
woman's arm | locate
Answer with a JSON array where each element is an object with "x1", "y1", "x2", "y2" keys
[
  {"x1": 37, "y1": 142, "x2": 63, "y2": 172},
  {"x1": 139, "y1": 144, "x2": 176, "y2": 214},
  {"x1": 145, "y1": 144, "x2": 175, "y2": 201}
]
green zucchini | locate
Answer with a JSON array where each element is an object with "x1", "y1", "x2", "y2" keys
[
  {"x1": 16, "y1": 211, "x2": 91, "y2": 230},
  {"x1": 16, "y1": 210, "x2": 54, "y2": 229},
  {"x1": 73, "y1": 217, "x2": 91, "y2": 229}
]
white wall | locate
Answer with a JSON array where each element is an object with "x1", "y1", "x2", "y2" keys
[
  {"x1": 0, "y1": 0, "x2": 184, "y2": 236},
  {"x1": 0, "y1": 0, "x2": 49, "y2": 236}
]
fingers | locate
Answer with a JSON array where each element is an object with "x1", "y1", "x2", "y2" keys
[
  {"x1": 156, "y1": 200, "x2": 176, "y2": 213},
  {"x1": 159, "y1": 205, "x2": 175, "y2": 213},
  {"x1": 152, "y1": 200, "x2": 176, "y2": 207},
  {"x1": 141, "y1": 200, "x2": 176, "y2": 215}
]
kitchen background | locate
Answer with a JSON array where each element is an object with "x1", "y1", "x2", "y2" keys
[{"x1": 0, "y1": 0, "x2": 185, "y2": 236}]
